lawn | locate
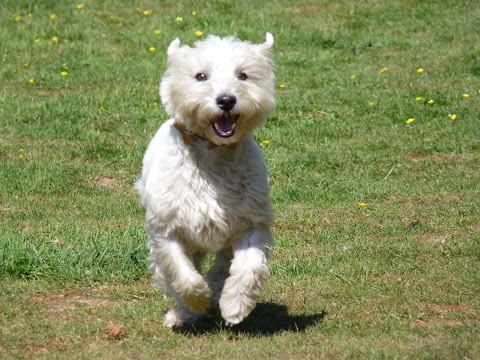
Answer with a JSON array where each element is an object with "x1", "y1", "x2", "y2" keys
[{"x1": 1, "y1": 0, "x2": 479, "y2": 358}]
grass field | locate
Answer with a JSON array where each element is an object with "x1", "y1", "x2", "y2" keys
[{"x1": 1, "y1": 0, "x2": 479, "y2": 358}]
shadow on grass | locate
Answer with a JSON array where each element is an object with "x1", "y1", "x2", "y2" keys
[{"x1": 175, "y1": 302, "x2": 326, "y2": 337}]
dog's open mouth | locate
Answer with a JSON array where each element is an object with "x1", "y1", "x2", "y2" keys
[{"x1": 212, "y1": 114, "x2": 238, "y2": 138}]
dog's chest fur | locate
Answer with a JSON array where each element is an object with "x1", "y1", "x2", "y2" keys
[{"x1": 138, "y1": 120, "x2": 272, "y2": 252}]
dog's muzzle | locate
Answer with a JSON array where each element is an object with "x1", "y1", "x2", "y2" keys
[{"x1": 213, "y1": 94, "x2": 238, "y2": 138}]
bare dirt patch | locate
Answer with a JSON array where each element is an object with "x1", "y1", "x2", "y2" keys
[
  {"x1": 35, "y1": 291, "x2": 138, "y2": 313},
  {"x1": 413, "y1": 233, "x2": 456, "y2": 245},
  {"x1": 91, "y1": 175, "x2": 135, "y2": 195},
  {"x1": 416, "y1": 195, "x2": 462, "y2": 205},
  {"x1": 412, "y1": 319, "x2": 465, "y2": 328},
  {"x1": 411, "y1": 303, "x2": 479, "y2": 328},
  {"x1": 94, "y1": 176, "x2": 123, "y2": 187},
  {"x1": 417, "y1": 303, "x2": 474, "y2": 315}
]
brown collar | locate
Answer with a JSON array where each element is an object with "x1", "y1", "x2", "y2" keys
[{"x1": 173, "y1": 122, "x2": 219, "y2": 150}]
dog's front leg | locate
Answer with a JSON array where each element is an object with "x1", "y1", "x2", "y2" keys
[
  {"x1": 151, "y1": 235, "x2": 211, "y2": 316},
  {"x1": 219, "y1": 228, "x2": 272, "y2": 326}
]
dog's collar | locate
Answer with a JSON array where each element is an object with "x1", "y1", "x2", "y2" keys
[{"x1": 173, "y1": 122, "x2": 219, "y2": 150}]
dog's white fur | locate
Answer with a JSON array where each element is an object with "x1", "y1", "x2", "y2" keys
[{"x1": 136, "y1": 33, "x2": 275, "y2": 327}]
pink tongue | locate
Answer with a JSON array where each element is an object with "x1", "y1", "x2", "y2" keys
[{"x1": 216, "y1": 115, "x2": 235, "y2": 132}]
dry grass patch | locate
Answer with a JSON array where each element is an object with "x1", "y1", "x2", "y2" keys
[{"x1": 101, "y1": 322, "x2": 128, "y2": 340}]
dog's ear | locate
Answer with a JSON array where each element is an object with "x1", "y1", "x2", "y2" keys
[
  {"x1": 167, "y1": 38, "x2": 181, "y2": 56},
  {"x1": 258, "y1": 32, "x2": 274, "y2": 51}
]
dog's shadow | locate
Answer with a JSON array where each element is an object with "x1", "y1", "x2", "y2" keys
[{"x1": 175, "y1": 302, "x2": 326, "y2": 337}]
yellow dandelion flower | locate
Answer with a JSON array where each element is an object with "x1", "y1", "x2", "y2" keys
[
  {"x1": 23, "y1": 63, "x2": 30, "y2": 68},
  {"x1": 462, "y1": 93, "x2": 469, "y2": 99},
  {"x1": 194, "y1": 31, "x2": 203, "y2": 37},
  {"x1": 149, "y1": 47, "x2": 156, "y2": 53},
  {"x1": 416, "y1": 68, "x2": 424, "y2": 74},
  {"x1": 278, "y1": 84, "x2": 287, "y2": 90},
  {"x1": 380, "y1": 67, "x2": 388, "y2": 73},
  {"x1": 176, "y1": 16, "x2": 183, "y2": 22},
  {"x1": 51, "y1": 36, "x2": 59, "y2": 43},
  {"x1": 415, "y1": 96, "x2": 423, "y2": 102},
  {"x1": 358, "y1": 202, "x2": 367, "y2": 207},
  {"x1": 449, "y1": 114, "x2": 457, "y2": 121},
  {"x1": 18, "y1": 153, "x2": 25, "y2": 160},
  {"x1": 77, "y1": 3, "x2": 84, "y2": 10},
  {"x1": 350, "y1": 74, "x2": 357, "y2": 80},
  {"x1": 261, "y1": 140, "x2": 270, "y2": 146},
  {"x1": 143, "y1": 10, "x2": 151, "y2": 17},
  {"x1": 34, "y1": 38, "x2": 41, "y2": 44},
  {"x1": 427, "y1": 99, "x2": 434, "y2": 105},
  {"x1": 15, "y1": 16, "x2": 22, "y2": 22},
  {"x1": 406, "y1": 118, "x2": 415, "y2": 124},
  {"x1": 192, "y1": 11, "x2": 197, "y2": 16},
  {"x1": 368, "y1": 102, "x2": 375, "y2": 106},
  {"x1": 29, "y1": 78, "x2": 35, "y2": 84},
  {"x1": 153, "y1": 102, "x2": 158, "y2": 107},
  {"x1": 154, "y1": 29, "x2": 161, "y2": 35},
  {"x1": 50, "y1": 13, "x2": 57, "y2": 20},
  {"x1": 61, "y1": 71, "x2": 69, "y2": 77},
  {"x1": 27, "y1": 13, "x2": 33, "y2": 18}
]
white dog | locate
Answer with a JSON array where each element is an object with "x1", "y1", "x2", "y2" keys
[{"x1": 136, "y1": 33, "x2": 275, "y2": 328}]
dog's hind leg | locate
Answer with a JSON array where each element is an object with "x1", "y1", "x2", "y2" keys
[
  {"x1": 219, "y1": 228, "x2": 272, "y2": 326},
  {"x1": 164, "y1": 305, "x2": 200, "y2": 328}
]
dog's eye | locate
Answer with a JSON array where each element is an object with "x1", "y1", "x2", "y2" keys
[
  {"x1": 195, "y1": 73, "x2": 208, "y2": 81},
  {"x1": 237, "y1": 72, "x2": 248, "y2": 81}
]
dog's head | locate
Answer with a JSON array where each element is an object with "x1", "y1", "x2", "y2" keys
[{"x1": 160, "y1": 33, "x2": 275, "y2": 146}]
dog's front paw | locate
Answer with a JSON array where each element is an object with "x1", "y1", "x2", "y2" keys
[
  {"x1": 219, "y1": 277, "x2": 257, "y2": 326},
  {"x1": 180, "y1": 275, "x2": 211, "y2": 315},
  {"x1": 219, "y1": 298, "x2": 253, "y2": 326}
]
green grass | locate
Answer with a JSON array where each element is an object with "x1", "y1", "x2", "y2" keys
[{"x1": 1, "y1": 0, "x2": 479, "y2": 358}]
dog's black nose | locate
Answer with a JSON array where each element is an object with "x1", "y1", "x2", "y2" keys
[{"x1": 216, "y1": 94, "x2": 237, "y2": 112}]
